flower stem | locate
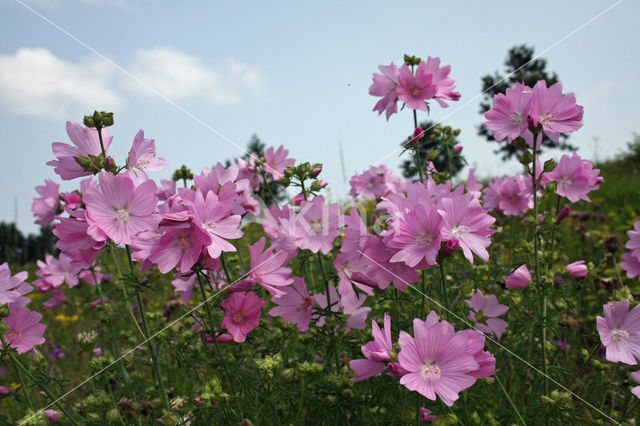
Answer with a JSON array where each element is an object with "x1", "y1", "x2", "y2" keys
[
  {"x1": 96, "y1": 125, "x2": 106, "y2": 159},
  {"x1": 495, "y1": 374, "x2": 526, "y2": 426},
  {"x1": 568, "y1": 343, "x2": 600, "y2": 388},
  {"x1": 14, "y1": 361, "x2": 34, "y2": 410},
  {"x1": 438, "y1": 260, "x2": 449, "y2": 318},
  {"x1": 125, "y1": 245, "x2": 170, "y2": 412},
  {"x1": 531, "y1": 139, "x2": 549, "y2": 396},
  {"x1": 316, "y1": 252, "x2": 339, "y2": 372},
  {"x1": 412, "y1": 110, "x2": 425, "y2": 183}
]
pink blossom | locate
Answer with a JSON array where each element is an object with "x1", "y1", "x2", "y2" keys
[
  {"x1": 263, "y1": 145, "x2": 295, "y2": 181},
  {"x1": 369, "y1": 62, "x2": 400, "y2": 120},
  {"x1": 60, "y1": 192, "x2": 82, "y2": 210},
  {"x1": 44, "y1": 410, "x2": 62, "y2": 422},
  {"x1": 157, "y1": 179, "x2": 177, "y2": 201},
  {"x1": 398, "y1": 315, "x2": 481, "y2": 406},
  {"x1": 126, "y1": 129, "x2": 168, "y2": 184},
  {"x1": 622, "y1": 221, "x2": 640, "y2": 280},
  {"x1": 529, "y1": 80, "x2": 583, "y2": 141},
  {"x1": 505, "y1": 264, "x2": 531, "y2": 289},
  {"x1": 396, "y1": 62, "x2": 436, "y2": 112},
  {"x1": 149, "y1": 221, "x2": 211, "y2": 274},
  {"x1": 631, "y1": 371, "x2": 640, "y2": 399},
  {"x1": 464, "y1": 168, "x2": 483, "y2": 200},
  {"x1": 342, "y1": 293, "x2": 371, "y2": 334},
  {"x1": 35, "y1": 253, "x2": 81, "y2": 289},
  {"x1": 248, "y1": 237, "x2": 294, "y2": 296},
  {"x1": 544, "y1": 153, "x2": 602, "y2": 202},
  {"x1": 314, "y1": 285, "x2": 340, "y2": 327},
  {"x1": 294, "y1": 196, "x2": 341, "y2": 255},
  {"x1": 566, "y1": 260, "x2": 588, "y2": 278},
  {"x1": 84, "y1": 172, "x2": 158, "y2": 245},
  {"x1": 171, "y1": 273, "x2": 197, "y2": 305},
  {"x1": 43, "y1": 288, "x2": 67, "y2": 309},
  {"x1": 32, "y1": 180, "x2": 59, "y2": 227},
  {"x1": 422, "y1": 56, "x2": 461, "y2": 108},
  {"x1": 438, "y1": 193, "x2": 496, "y2": 264},
  {"x1": 2, "y1": 306, "x2": 46, "y2": 354},
  {"x1": 268, "y1": 277, "x2": 315, "y2": 332},
  {"x1": 349, "y1": 165, "x2": 400, "y2": 199},
  {"x1": 47, "y1": 121, "x2": 113, "y2": 180},
  {"x1": 53, "y1": 211, "x2": 105, "y2": 267},
  {"x1": 484, "y1": 82, "x2": 533, "y2": 144},
  {"x1": 221, "y1": 291, "x2": 265, "y2": 343},
  {"x1": 466, "y1": 291, "x2": 509, "y2": 339},
  {"x1": 420, "y1": 408, "x2": 436, "y2": 423},
  {"x1": 192, "y1": 190, "x2": 243, "y2": 259},
  {"x1": 349, "y1": 313, "x2": 392, "y2": 381},
  {"x1": 597, "y1": 299, "x2": 640, "y2": 365},
  {"x1": 0, "y1": 263, "x2": 26, "y2": 306}
]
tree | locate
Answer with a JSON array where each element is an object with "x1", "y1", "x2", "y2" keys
[
  {"x1": 478, "y1": 44, "x2": 576, "y2": 161},
  {"x1": 0, "y1": 222, "x2": 56, "y2": 265},
  {"x1": 401, "y1": 121, "x2": 465, "y2": 180}
]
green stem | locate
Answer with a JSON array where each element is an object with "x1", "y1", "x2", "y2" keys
[
  {"x1": 125, "y1": 246, "x2": 170, "y2": 412},
  {"x1": 412, "y1": 110, "x2": 425, "y2": 184},
  {"x1": 568, "y1": 343, "x2": 600, "y2": 388},
  {"x1": 14, "y1": 362, "x2": 34, "y2": 410},
  {"x1": 438, "y1": 260, "x2": 449, "y2": 318},
  {"x1": 220, "y1": 252, "x2": 233, "y2": 285},
  {"x1": 620, "y1": 398, "x2": 640, "y2": 422},
  {"x1": 6, "y1": 349, "x2": 78, "y2": 425},
  {"x1": 96, "y1": 125, "x2": 106, "y2": 158},
  {"x1": 531, "y1": 139, "x2": 549, "y2": 396},
  {"x1": 316, "y1": 252, "x2": 339, "y2": 372},
  {"x1": 495, "y1": 375, "x2": 526, "y2": 426}
]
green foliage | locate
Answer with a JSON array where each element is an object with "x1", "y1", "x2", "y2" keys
[{"x1": 401, "y1": 121, "x2": 465, "y2": 179}]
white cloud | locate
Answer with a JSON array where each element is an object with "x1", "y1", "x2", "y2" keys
[
  {"x1": 125, "y1": 47, "x2": 266, "y2": 104},
  {"x1": 0, "y1": 47, "x2": 121, "y2": 119}
]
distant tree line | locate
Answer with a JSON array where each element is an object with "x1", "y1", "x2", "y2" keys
[{"x1": 0, "y1": 222, "x2": 56, "y2": 265}]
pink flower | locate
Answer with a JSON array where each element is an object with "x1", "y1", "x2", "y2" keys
[
  {"x1": 396, "y1": 62, "x2": 436, "y2": 112},
  {"x1": 484, "y1": 82, "x2": 533, "y2": 144},
  {"x1": 420, "y1": 408, "x2": 436, "y2": 423},
  {"x1": 47, "y1": 121, "x2": 113, "y2": 180},
  {"x1": 32, "y1": 180, "x2": 59, "y2": 227},
  {"x1": 349, "y1": 313, "x2": 393, "y2": 381},
  {"x1": 622, "y1": 221, "x2": 640, "y2": 280},
  {"x1": 529, "y1": 80, "x2": 583, "y2": 141},
  {"x1": 2, "y1": 306, "x2": 46, "y2": 354},
  {"x1": 505, "y1": 264, "x2": 531, "y2": 289},
  {"x1": 149, "y1": 221, "x2": 211, "y2": 274},
  {"x1": 422, "y1": 56, "x2": 461, "y2": 108},
  {"x1": 349, "y1": 165, "x2": 400, "y2": 199},
  {"x1": 263, "y1": 145, "x2": 295, "y2": 181},
  {"x1": 631, "y1": 371, "x2": 640, "y2": 399},
  {"x1": 370, "y1": 62, "x2": 400, "y2": 120},
  {"x1": 597, "y1": 299, "x2": 640, "y2": 365},
  {"x1": 398, "y1": 315, "x2": 481, "y2": 407},
  {"x1": 466, "y1": 291, "x2": 509, "y2": 339},
  {"x1": 438, "y1": 193, "x2": 496, "y2": 264},
  {"x1": 43, "y1": 288, "x2": 67, "y2": 309},
  {"x1": 294, "y1": 196, "x2": 341, "y2": 255},
  {"x1": 53, "y1": 211, "x2": 105, "y2": 267},
  {"x1": 84, "y1": 172, "x2": 158, "y2": 245},
  {"x1": 44, "y1": 410, "x2": 62, "y2": 422},
  {"x1": 544, "y1": 153, "x2": 602, "y2": 203},
  {"x1": 268, "y1": 277, "x2": 315, "y2": 332},
  {"x1": 0, "y1": 263, "x2": 26, "y2": 306},
  {"x1": 221, "y1": 291, "x2": 265, "y2": 343},
  {"x1": 342, "y1": 293, "x2": 371, "y2": 334},
  {"x1": 192, "y1": 190, "x2": 243, "y2": 259},
  {"x1": 566, "y1": 260, "x2": 587, "y2": 278},
  {"x1": 385, "y1": 198, "x2": 443, "y2": 268},
  {"x1": 126, "y1": 129, "x2": 168, "y2": 184},
  {"x1": 60, "y1": 192, "x2": 82, "y2": 210},
  {"x1": 248, "y1": 237, "x2": 294, "y2": 296},
  {"x1": 35, "y1": 253, "x2": 81, "y2": 289}
]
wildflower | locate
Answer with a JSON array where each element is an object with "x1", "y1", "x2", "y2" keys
[
  {"x1": 84, "y1": 172, "x2": 158, "y2": 245},
  {"x1": 342, "y1": 293, "x2": 371, "y2": 334},
  {"x1": 483, "y1": 82, "x2": 534, "y2": 144},
  {"x1": 0, "y1": 263, "x2": 24, "y2": 306},
  {"x1": 396, "y1": 62, "x2": 436, "y2": 112},
  {"x1": 621, "y1": 221, "x2": 640, "y2": 280},
  {"x1": 2, "y1": 306, "x2": 46, "y2": 354},
  {"x1": 349, "y1": 313, "x2": 393, "y2": 381},
  {"x1": 32, "y1": 180, "x2": 59, "y2": 227},
  {"x1": 248, "y1": 237, "x2": 294, "y2": 296},
  {"x1": 398, "y1": 315, "x2": 481, "y2": 406},
  {"x1": 566, "y1": 260, "x2": 588, "y2": 278},
  {"x1": 191, "y1": 190, "x2": 243, "y2": 259},
  {"x1": 544, "y1": 153, "x2": 602, "y2": 203},
  {"x1": 43, "y1": 288, "x2": 66, "y2": 309},
  {"x1": 125, "y1": 129, "x2": 168, "y2": 184},
  {"x1": 466, "y1": 291, "x2": 509, "y2": 339},
  {"x1": 349, "y1": 165, "x2": 401, "y2": 199},
  {"x1": 149, "y1": 221, "x2": 211, "y2": 274},
  {"x1": 263, "y1": 145, "x2": 295, "y2": 181},
  {"x1": 268, "y1": 278, "x2": 315, "y2": 332},
  {"x1": 221, "y1": 291, "x2": 265, "y2": 343},
  {"x1": 369, "y1": 62, "x2": 400, "y2": 120},
  {"x1": 505, "y1": 264, "x2": 531, "y2": 289},
  {"x1": 294, "y1": 196, "x2": 341, "y2": 255},
  {"x1": 631, "y1": 371, "x2": 640, "y2": 398},
  {"x1": 596, "y1": 299, "x2": 640, "y2": 365},
  {"x1": 47, "y1": 121, "x2": 113, "y2": 180},
  {"x1": 529, "y1": 80, "x2": 583, "y2": 141}
]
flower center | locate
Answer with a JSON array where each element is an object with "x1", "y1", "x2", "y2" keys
[
  {"x1": 611, "y1": 328, "x2": 630, "y2": 342},
  {"x1": 559, "y1": 176, "x2": 572, "y2": 188},
  {"x1": 509, "y1": 112, "x2": 524, "y2": 125},
  {"x1": 415, "y1": 232, "x2": 432, "y2": 247},
  {"x1": 204, "y1": 221, "x2": 218, "y2": 233},
  {"x1": 232, "y1": 311, "x2": 245, "y2": 324},
  {"x1": 452, "y1": 225, "x2": 470, "y2": 238},
  {"x1": 137, "y1": 158, "x2": 151, "y2": 169},
  {"x1": 115, "y1": 208, "x2": 130, "y2": 223},
  {"x1": 421, "y1": 363, "x2": 441, "y2": 381},
  {"x1": 410, "y1": 84, "x2": 422, "y2": 97},
  {"x1": 311, "y1": 221, "x2": 323, "y2": 235},
  {"x1": 177, "y1": 236, "x2": 192, "y2": 251},
  {"x1": 539, "y1": 112, "x2": 553, "y2": 125},
  {"x1": 6, "y1": 328, "x2": 21, "y2": 342}
]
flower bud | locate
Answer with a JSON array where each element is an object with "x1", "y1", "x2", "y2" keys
[
  {"x1": 556, "y1": 205, "x2": 571, "y2": 223},
  {"x1": 310, "y1": 163, "x2": 323, "y2": 178},
  {"x1": 543, "y1": 159, "x2": 557, "y2": 173},
  {"x1": 566, "y1": 260, "x2": 587, "y2": 278},
  {"x1": 453, "y1": 144, "x2": 463, "y2": 154},
  {"x1": 410, "y1": 126, "x2": 425, "y2": 145},
  {"x1": 442, "y1": 238, "x2": 460, "y2": 256},
  {"x1": 104, "y1": 156, "x2": 117, "y2": 172}
]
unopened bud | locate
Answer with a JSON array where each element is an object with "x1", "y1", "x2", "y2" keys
[
  {"x1": 453, "y1": 144, "x2": 463, "y2": 154},
  {"x1": 104, "y1": 156, "x2": 117, "y2": 172},
  {"x1": 411, "y1": 126, "x2": 425, "y2": 145},
  {"x1": 543, "y1": 159, "x2": 557, "y2": 173},
  {"x1": 310, "y1": 164, "x2": 323, "y2": 178},
  {"x1": 556, "y1": 206, "x2": 571, "y2": 223},
  {"x1": 442, "y1": 238, "x2": 460, "y2": 255},
  {"x1": 519, "y1": 151, "x2": 534, "y2": 165}
]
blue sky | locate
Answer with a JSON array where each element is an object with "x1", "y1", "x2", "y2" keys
[{"x1": 0, "y1": 0, "x2": 637, "y2": 234}]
